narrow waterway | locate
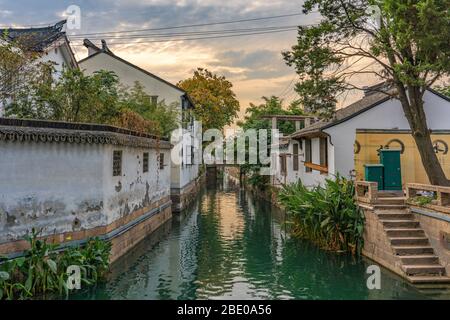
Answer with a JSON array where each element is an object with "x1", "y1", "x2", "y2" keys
[{"x1": 74, "y1": 176, "x2": 449, "y2": 300}]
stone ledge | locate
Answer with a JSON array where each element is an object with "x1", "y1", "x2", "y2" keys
[{"x1": 0, "y1": 118, "x2": 171, "y2": 149}]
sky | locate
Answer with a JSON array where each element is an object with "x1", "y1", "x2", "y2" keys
[{"x1": 0, "y1": 0, "x2": 372, "y2": 120}]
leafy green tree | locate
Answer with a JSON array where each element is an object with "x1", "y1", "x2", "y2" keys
[
  {"x1": 119, "y1": 82, "x2": 179, "y2": 137},
  {"x1": 238, "y1": 96, "x2": 304, "y2": 189},
  {"x1": 0, "y1": 35, "x2": 53, "y2": 114},
  {"x1": 283, "y1": 0, "x2": 450, "y2": 185},
  {"x1": 436, "y1": 86, "x2": 450, "y2": 98},
  {"x1": 178, "y1": 68, "x2": 240, "y2": 131}
]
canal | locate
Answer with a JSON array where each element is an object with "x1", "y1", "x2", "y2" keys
[{"x1": 74, "y1": 176, "x2": 449, "y2": 300}]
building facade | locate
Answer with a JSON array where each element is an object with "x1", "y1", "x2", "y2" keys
[
  {"x1": 275, "y1": 87, "x2": 450, "y2": 189},
  {"x1": 79, "y1": 40, "x2": 200, "y2": 212},
  {"x1": 0, "y1": 20, "x2": 78, "y2": 116},
  {"x1": 0, "y1": 118, "x2": 172, "y2": 262}
]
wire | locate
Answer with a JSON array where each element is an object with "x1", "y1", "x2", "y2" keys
[
  {"x1": 69, "y1": 25, "x2": 301, "y2": 40},
  {"x1": 278, "y1": 75, "x2": 298, "y2": 98},
  {"x1": 70, "y1": 28, "x2": 300, "y2": 46},
  {"x1": 71, "y1": 12, "x2": 311, "y2": 37}
]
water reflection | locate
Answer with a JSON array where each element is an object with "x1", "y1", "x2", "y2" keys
[{"x1": 73, "y1": 176, "x2": 450, "y2": 300}]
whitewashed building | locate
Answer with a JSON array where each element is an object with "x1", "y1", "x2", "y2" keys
[
  {"x1": 274, "y1": 85, "x2": 450, "y2": 188},
  {"x1": 79, "y1": 40, "x2": 200, "y2": 211},
  {"x1": 0, "y1": 118, "x2": 172, "y2": 261},
  {"x1": 0, "y1": 20, "x2": 78, "y2": 116}
]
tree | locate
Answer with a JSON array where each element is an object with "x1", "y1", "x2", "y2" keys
[
  {"x1": 283, "y1": 0, "x2": 450, "y2": 185},
  {"x1": 436, "y1": 85, "x2": 450, "y2": 98},
  {"x1": 2, "y1": 41, "x2": 179, "y2": 137},
  {"x1": 238, "y1": 96, "x2": 304, "y2": 189},
  {"x1": 119, "y1": 82, "x2": 179, "y2": 137},
  {"x1": 178, "y1": 68, "x2": 240, "y2": 131},
  {"x1": 5, "y1": 68, "x2": 122, "y2": 123},
  {"x1": 0, "y1": 35, "x2": 53, "y2": 113}
]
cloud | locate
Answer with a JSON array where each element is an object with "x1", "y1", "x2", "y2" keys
[
  {"x1": 0, "y1": 0, "x2": 318, "y2": 118},
  {"x1": 211, "y1": 49, "x2": 291, "y2": 80}
]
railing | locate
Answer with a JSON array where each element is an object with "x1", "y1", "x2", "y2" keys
[
  {"x1": 406, "y1": 183, "x2": 450, "y2": 213},
  {"x1": 304, "y1": 162, "x2": 329, "y2": 174},
  {"x1": 355, "y1": 181, "x2": 378, "y2": 204}
]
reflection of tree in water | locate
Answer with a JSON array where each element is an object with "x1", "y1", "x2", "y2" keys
[
  {"x1": 239, "y1": 190, "x2": 283, "y2": 299},
  {"x1": 72, "y1": 179, "x2": 438, "y2": 300},
  {"x1": 195, "y1": 185, "x2": 244, "y2": 298}
]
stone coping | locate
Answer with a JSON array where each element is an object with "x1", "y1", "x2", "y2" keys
[
  {"x1": 0, "y1": 117, "x2": 172, "y2": 149},
  {"x1": 410, "y1": 206, "x2": 450, "y2": 223},
  {"x1": 0, "y1": 118, "x2": 172, "y2": 149}
]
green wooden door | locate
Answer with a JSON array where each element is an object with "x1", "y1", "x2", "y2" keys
[
  {"x1": 380, "y1": 149, "x2": 402, "y2": 190},
  {"x1": 364, "y1": 164, "x2": 384, "y2": 190}
]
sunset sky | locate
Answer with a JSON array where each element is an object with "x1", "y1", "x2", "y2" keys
[{"x1": 0, "y1": 0, "x2": 375, "y2": 119}]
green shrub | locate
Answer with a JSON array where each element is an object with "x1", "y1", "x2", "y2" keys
[
  {"x1": 0, "y1": 229, "x2": 111, "y2": 300},
  {"x1": 409, "y1": 195, "x2": 433, "y2": 206},
  {"x1": 278, "y1": 175, "x2": 364, "y2": 255}
]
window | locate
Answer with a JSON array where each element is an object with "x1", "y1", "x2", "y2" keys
[
  {"x1": 143, "y1": 152, "x2": 149, "y2": 173},
  {"x1": 293, "y1": 144, "x2": 299, "y2": 171},
  {"x1": 280, "y1": 155, "x2": 287, "y2": 176},
  {"x1": 305, "y1": 139, "x2": 312, "y2": 173},
  {"x1": 320, "y1": 137, "x2": 328, "y2": 167},
  {"x1": 113, "y1": 150, "x2": 122, "y2": 176},
  {"x1": 159, "y1": 153, "x2": 165, "y2": 170},
  {"x1": 151, "y1": 96, "x2": 158, "y2": 105}
]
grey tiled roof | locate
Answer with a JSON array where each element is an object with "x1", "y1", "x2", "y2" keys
[
  {"x1": 290, "y1": 91, "x2": 391, "y2": 138},
  {"x1": 0, "y1": 20, "x2": 66, "y2": 52}
]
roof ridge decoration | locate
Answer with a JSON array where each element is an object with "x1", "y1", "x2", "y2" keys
[{"x1": 0, "y1": 20, "x2": 67, "y2": 52}]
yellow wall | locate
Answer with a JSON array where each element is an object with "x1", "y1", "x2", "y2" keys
[{"x1": 355, "y1": 130, "x2": 450, "y2": 187}]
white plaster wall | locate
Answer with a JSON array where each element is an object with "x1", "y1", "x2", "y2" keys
[
  {"x1": 0, "y1": 141, "x2": 171, "y2": 244},
  {"x1": 0, "y1": 142, "x2": 106, "y2": 242},
  {"x1": 273, "y1": 137, "x2": 331, "y2": 188},
  {"x1": 102, "y1": 145, "x2": 171, "y2": 224},
  {"x1": 79, "y1": 53, "x2": 183, "y2": 105},
  {"x1": 324, "y1": 90, "x2": 450, "y2": 179},
  {"x1": 79, "y1": 53, "x2": 199, "y2": 191}
]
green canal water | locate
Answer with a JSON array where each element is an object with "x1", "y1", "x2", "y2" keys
[{"x1": 73, "y1": 177, "x2": 450, "y2": 300}]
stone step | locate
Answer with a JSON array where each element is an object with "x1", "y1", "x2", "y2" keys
[
  {"x1": 373, "y1": 204, "x2": 407, "y2": 209},
  {"x1": 385, "y1": 228, "x2": 425, "y2": 237},
  {"x1": 378, "y1": 212, "x2": 414, "y2": 220},
  {"x1": 407, "y1": 275, "x2": 450, "y2": 284},
  {"x1": 402, "y1": 264, "x2": 446, "y2": 276},
  {"x1": 391, "y1": 237, "x2": 430, "y2": 246},
  {"x1": 375, "y1": 197, "x2": 406, "y2": 205},
  {"x1": 399, "y1": 255, "x2": 440, "y2": 265},
  {"x1": 393, "y1": 245, "x2": 435, "y2": 256},
  {"x1": 378, "y1": 191, "x2": 405, "y2": 197},
  {"x1": 382, "y1": 220, "x2": 420, "y2": 228}
]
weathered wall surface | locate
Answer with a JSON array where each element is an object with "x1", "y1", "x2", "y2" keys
[
  {"x1": 324, "y1": 90, "x2": 450, "y2": 180},
  {"x1": 355, "y1": 130, "x2": 450, "y2": 186},
  {"x1": 80, "y1": 52, "x2": 200, "y2": 194},
  {"x1": 0, "y1": 122, "x2": 172, "y2": 259},
  {"x1": 0, "y1": 142, "x2": 106, "y2": 243},
  {"x1": 361, "y1": 208, "x2": 404, "y2": 276},
  {"x1": 413, "y1": 209, "x2": 450, "y2": 275}
]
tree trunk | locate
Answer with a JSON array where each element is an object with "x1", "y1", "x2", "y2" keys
[{"x1": 398, "y1": 85, "x2": 450, "y2": 186}]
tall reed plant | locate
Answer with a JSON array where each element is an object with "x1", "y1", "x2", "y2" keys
[
  {"x1": 278, "y1": 175, "x2": 364, "y2": 255},
  {"x1": 0, "y1": 229, "x2": 111, "y2": 300}
]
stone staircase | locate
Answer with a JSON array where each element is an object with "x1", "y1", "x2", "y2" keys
[{"x1": 375, "y1": 192, "x2": 450, "y2": 284}]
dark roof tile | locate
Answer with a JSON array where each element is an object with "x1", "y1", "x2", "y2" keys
[{"x1": 0, "y1": 20, "x2": 66, "y2": 52}]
